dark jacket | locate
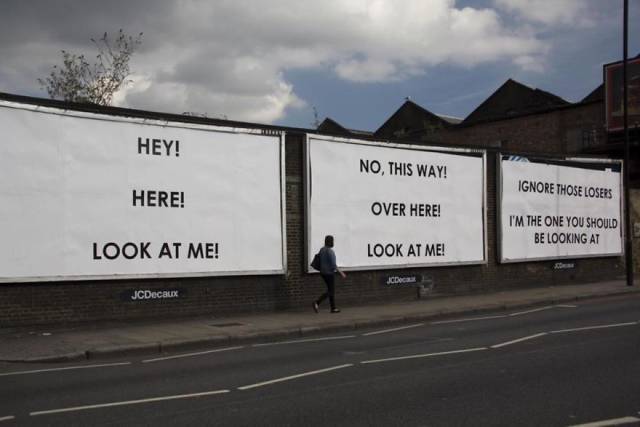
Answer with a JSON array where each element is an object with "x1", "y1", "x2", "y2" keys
[{"x1": 318, "y1": 246, "x2": 337, "y2": 275}]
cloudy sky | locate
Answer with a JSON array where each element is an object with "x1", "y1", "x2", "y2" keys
[{"x1": 1, "y1": 0, "x2": 638, "y2": 130}]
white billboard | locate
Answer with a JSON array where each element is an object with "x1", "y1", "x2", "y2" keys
[
  {"x1": 306, "y1": 135, "x2": 486, "y2": 271},
  {"x1": 0, "y1": 101, "x2": 286, "y2": 282},
  {"x1": 499, "y1": 156, "x2": 623, "y2": 263}
]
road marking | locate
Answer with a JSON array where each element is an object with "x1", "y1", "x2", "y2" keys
[
  {"x1": 0, "y1": 362, "x2": 131, "y2": 377},
  {"x1": 30, "y1": 389, "x2": 230, "y2": 416},
  {"x1": 427, "y1": 304, "x2": 578, "y2": 325},
  {"x1": 509, "y1": 306, "x2": 554, "y2": 316},
  {"x1": 362, "y1": 323, "x2": 424, "y2": 336},
  {"x1": 567, "y1": 415, "x2": 640, "y2": 426},
  {"x1": 431, "y1": 315, "x2": 506, "y2": 325},
  {"x1": 360, "y1": 347, "x2": 487, "y2": 365},
  {"x1": 490, "y1": 333, "x2": 548, "y2": 349},
  {"x1": 551, "y1": 322, "x2": 638, "y2": 334},
  {"x1": 252, "y1": 335, "x2": 356, "y2": 347},
  {"x1": 237, "y1": 364, "x2": 353, "y2": 390},
  {"x1": 0, "y1": 416, "x2": 15, "y2": 422},
  {"x1": 142, "y1": 346, "x2": 243, "y2": 363}
]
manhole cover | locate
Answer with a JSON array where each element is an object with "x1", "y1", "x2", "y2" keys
[{"x1": 209, "y1": 322, "x2": 244, "y2": 327}]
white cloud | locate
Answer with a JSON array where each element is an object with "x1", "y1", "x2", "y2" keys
[
  {"x1": 0, "y1": 0, "x2": 598, "y2": 123},
  {"x1": 335, "y1": 58, "x2": 402, "y2": 83},
  {"x1": 493, "y1": 0, "x2": 594, "y2": 26},
  {"x1": 513, "y1": 55, "x2": 547, "y2": 73},
  {"x1": 331, "y1": 3, "x2": 546, "y2": 81}
]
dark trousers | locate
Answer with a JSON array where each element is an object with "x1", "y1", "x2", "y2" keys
[{"x1": 317, "y1": 273, "x2": 336, "y2": 310}]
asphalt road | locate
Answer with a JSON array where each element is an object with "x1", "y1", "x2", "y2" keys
[{"x1": 1, "y1": 294, "x2": 639, "y2": 427}]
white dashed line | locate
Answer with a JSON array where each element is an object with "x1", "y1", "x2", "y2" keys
[
  {"x1": 360, "y1": 347, "x2": 487, "y2": 365},
  {"x1": 361, "y1": 323, "x2": 424, "y2": 336},
  {"x1": 30, "y1": 389, "x2": 230, "y2": 416},
  {"x1": 430, "y1": 315, "x2": 506, "y2": 325},
  {"x1": 252, "y1": 335, "x2": 356, "y2": 347},
  {"x1": 238, "y1": 364, "x2": 353, "y2": 390},
  {"x1": 142, "y1": 346, "x2": 244, "y2": 363},
  {"x1": 567, "y1": 415, "x2": 640, "y2": 427},
  {"x1": 509, "y1": 306, "x2": 554, "y2": 316},
  {"x1": 429, "y1": 304, "x2": 580, "y2": 325},
  {"x1": 551, "y1": 322, "x2": 637, "y2": 334},
  {"x1": 0, "y1": 362, "x2": 131, "y2": 377},
  {"x1": 0, "y1": 416, "x2": 15, "y2": 422},
  {"x1": 490, "y1": 333, "x2": 548, "y2": 349}
]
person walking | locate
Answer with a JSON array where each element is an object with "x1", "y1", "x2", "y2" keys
[{"x1": 313, "y1": 235, "x2": 346, "y2": 313}]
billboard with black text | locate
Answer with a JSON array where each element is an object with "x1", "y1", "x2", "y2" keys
[
  {"x1": 499, "y1": 156, "x2": 623, "y2": 263},
  {"x1": 0, "y1": 100, "x2": 286, "y2": 282},
  {"x1": 305, "y1": 135, "x2": 486, "y2": 271}
]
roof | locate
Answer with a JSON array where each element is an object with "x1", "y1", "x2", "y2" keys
[
  {"x1": 462, "y1": 79, "x2": 571, "y2": 125},
  {"x1": 581, "y1": 84, "x2": 603, "y2": 103},
  {"x1": 317, "y1": 117, "x2": 349, "y2": 135},
  {"x1": 317, "y1": 117, "x2": 373, "y2": 137},
  {"x1": 436, "y1": 114, "x2": 463, "y2": 124},
  {"x1": 374, "y1": 100, "x2": 452, "y2": 139}
]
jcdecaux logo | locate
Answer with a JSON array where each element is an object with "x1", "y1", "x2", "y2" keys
[{"x1": 120, "y1": 289, "x2": 185, "y2": 302}]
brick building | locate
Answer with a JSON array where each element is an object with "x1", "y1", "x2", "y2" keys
[{"x1": 362, "y1": 78, "x2": 639, "y2": 187}]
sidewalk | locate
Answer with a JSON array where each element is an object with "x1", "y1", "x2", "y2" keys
[{"x1": 1, "y1": 280, "x2": 637, "y2": 363}]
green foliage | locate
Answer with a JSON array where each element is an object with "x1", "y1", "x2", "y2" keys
[{"x1": 38, "y1": 30, "x2": 143, "y2": 105}]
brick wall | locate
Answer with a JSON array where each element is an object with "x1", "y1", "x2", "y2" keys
[
  {"x1": 425, "y1": 102, "x2": 604, "y2": 156},
  {"x1": 281, "y1": 145, "x2": 624, "y2": 308},
  {"x1": 0, "y1": 132, "x2": 625, "y2": 327}
]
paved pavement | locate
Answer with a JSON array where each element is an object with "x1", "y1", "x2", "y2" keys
[{"x1": 1, "y1": 280, "x2": 636, "y2": 363}]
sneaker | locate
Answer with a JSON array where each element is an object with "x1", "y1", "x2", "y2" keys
[
  {"x1": 312, "y1": 302, "x2": 319, "y2": 313},
  {"x1": 331, "y1": 308, "x2": 341, "y2": 313}
]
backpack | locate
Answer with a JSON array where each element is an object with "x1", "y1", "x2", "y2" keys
[{"x1": 310, "y1": 252, "x2": 321, "y2": 271}]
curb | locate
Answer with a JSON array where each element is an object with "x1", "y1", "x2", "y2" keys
[
  {"x1": 158, "y1": 335, "x2": 231, "y2": 354},
  {"x1": 3, "y1": 287, "x2": 637, "y2": 363},
  {"x1": 86, "y1": 343, "x2": 161, "y2": 360},
  {"x1": 21, "y1": 352, "x2": 87, "y2": 364}
]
